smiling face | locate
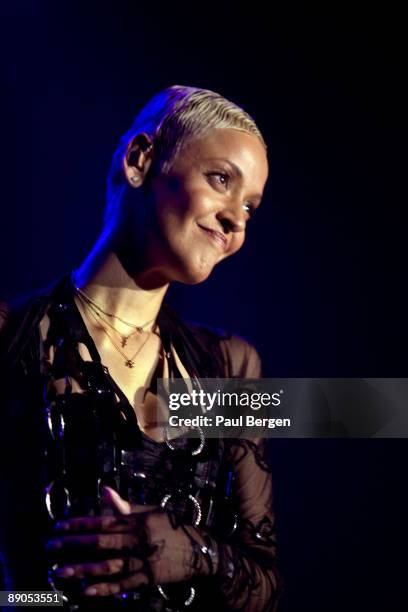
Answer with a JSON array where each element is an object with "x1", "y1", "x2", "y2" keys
[{"x1": 140, "y1": 128, "x2": 269, "y2": 284}]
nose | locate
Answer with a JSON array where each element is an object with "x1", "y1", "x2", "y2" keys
[{"x1": 215, "y1": 205, "x2": 246, "y2": 234}]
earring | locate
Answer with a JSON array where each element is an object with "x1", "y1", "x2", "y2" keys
[{"x1": 130, "y1": 175, "x2": 141, "y2": 185}]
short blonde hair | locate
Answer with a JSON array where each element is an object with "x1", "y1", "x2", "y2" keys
[{"x1": 106, "y1": 85, "x2": 267, "y2": 223}]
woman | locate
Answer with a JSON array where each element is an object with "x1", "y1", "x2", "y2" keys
[{"x1": 0, "y1": 85, "x2": 281, "y2": 610}]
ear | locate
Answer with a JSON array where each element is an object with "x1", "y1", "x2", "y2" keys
[{"x1": 123, "y1": 132, "x2": 154, "y2": 188}]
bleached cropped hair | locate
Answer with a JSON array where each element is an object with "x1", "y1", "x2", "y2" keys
[{"x1": 105, "y1": 85, "x2": 267, "y2": 223}]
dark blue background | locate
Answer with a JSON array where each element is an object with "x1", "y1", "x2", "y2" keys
[{"x1": 0, "y1": 1, "x2": 406, "y2": 610}]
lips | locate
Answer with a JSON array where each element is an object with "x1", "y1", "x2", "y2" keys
[{"x1": 198, "y1": 225, "x2": 228, "y2": 251}]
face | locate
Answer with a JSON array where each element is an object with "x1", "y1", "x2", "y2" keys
[{"x1": 142, "y1": 128, "x2": 269, "y2": 284}]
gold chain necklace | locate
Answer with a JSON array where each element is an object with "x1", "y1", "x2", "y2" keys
[
  {"x1": 81, "y1": 300, "x2": 157, "y2": 369},
  {"x1": 75, "y1": 286, "x2": 156, "y2": 331},
  {"x1": 75, "y1": 287, "x2": 157, "y2": 348},
  {"x1": 77, "y1": 294, "x2": 140, "y2": 348}
]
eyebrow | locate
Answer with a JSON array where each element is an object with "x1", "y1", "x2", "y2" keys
[{"x1": 205, "y1": 157, "x2": 264, "y2": 202}]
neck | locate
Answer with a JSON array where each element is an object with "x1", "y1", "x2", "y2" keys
[{"x1": 72, "y1": 226, "x2": 169, "y2": 327}]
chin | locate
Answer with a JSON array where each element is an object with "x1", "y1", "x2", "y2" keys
[
  {"x1": 178, "y1": 271, "x2": 213, "y2": 285},
  {"x1": 165, "y1": 248, "x2": 222, "y2": 285},
  {"x1": 175, "y1": 262, "x2": 215, "y2": 285}
]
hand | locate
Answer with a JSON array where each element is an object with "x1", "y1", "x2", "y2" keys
[{"x1": 46, "y1": 487, "x2": 208, "y2": 597}]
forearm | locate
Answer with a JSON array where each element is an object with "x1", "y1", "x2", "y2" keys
[
  {"x1": 215, "y1": 540, "x2": 281, "y2": 612},
  {"x1": 182, "y1": 523, "x2": 281, "y2": 612}
]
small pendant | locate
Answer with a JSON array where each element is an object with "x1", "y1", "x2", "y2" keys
[
  {"x1": 121, "y1": 336, "x2": 128, "y2": 347},
  {"x1": 136, "y1": 326, "x2": 143, "y2": 333},
  {"x1": 125, "y1": 359, "x2": 134, "y2": 368}
]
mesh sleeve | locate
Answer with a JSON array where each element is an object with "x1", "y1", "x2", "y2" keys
[
  {"x1": 211, "y1": 437, "x2": 282, "y2": 610},
  {"x1": 178, "y1": 438, "x2": 282, "y2": 611}
]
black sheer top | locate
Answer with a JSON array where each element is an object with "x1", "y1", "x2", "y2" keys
[{"x1": 0, "y1": 276, "x2": 282, "y2": 611}]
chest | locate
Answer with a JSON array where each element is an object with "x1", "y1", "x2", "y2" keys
[
  {"x1": 87, "y1": 330, "x2": 168, "y2": 440},
  {"x1": 90, "y1": 330, "x2": 163, "y2": 402},
  {"x1": 41, "y1": 312, "x2": 190, "y2": 442}
]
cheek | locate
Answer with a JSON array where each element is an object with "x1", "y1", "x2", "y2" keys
[
  {"x1": 183, "y1": 196, "x2": 215, "y2": 223},
  {"x1": 160, "y1": 189, "x2": 210, "y2": 227},
  {"x1": 152, "y1": 175, "x2": 218, "y2": 228},
  {"x1": 173, "y1": 176, "x2": 215, "y2": 217}
]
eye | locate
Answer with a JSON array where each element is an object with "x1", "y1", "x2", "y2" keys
[
  {"x1": 206, "y1": 171, "x2": 231, "y2": 187},
  {"x1": 243, "y1": 202, "x2": 256, "y2": 218}
]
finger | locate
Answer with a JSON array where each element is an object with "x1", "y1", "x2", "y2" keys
[
  {"x1": 83, "y1": 572, "x2": 149, "y2": 597},
  {"x1": 102, "y1": 487, "x2": 132, "y2": 515},
  {"x1": 102, "y1": 487, "x2": 156, "y2": 515},
  {"x1": 54, "y1": 557, "x2": 143, "y2": 579},
  {"x1": 47, "y1": 532, "x2": 138, "y2": 552},
  {"x1": 55, "y1": 558, "x2": 124, "y2": 579},
  {"x1": 52, "y1": 513, "x2": 151, "y2": 538},
  {"x1": 54, "y1": 515, "x2": 125, "y2": 533}
]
